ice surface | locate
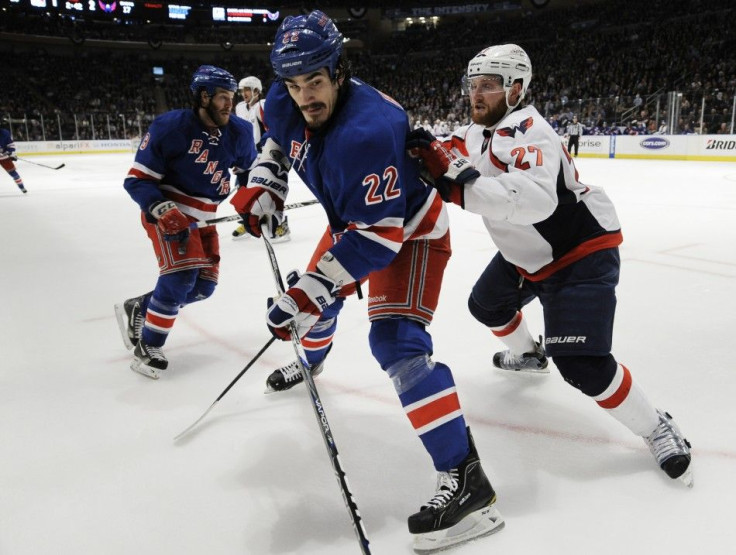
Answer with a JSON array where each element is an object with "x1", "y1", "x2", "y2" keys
[{"x1": 1, "y1": 153, "x2": 734, "y2": 554}]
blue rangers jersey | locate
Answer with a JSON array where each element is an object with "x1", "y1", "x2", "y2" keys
[
  {"x1": 264, "y1": 78, "x2": 448, "y2": 282},
  {"x1": 125, "y1": 109, "x2": 257, "y2": 221},
  {"x1": 0, "y1": 128, "x2": 16, "y2": 156}
]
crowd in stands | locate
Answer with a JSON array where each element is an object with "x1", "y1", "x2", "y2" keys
[{"x1": 1, "y1": 0, "x2": 734, "y2": 141}]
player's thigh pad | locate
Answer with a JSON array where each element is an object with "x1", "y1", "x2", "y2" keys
[
  {"x1": 368, "y1": 235, "x2": 450, "y2": 325},
  {"x1": 539, "y1": 248, "x2": 620, "y2": 357},
  {"x1": 142, "y1": 214, "x2": 216, "y2": 275}
]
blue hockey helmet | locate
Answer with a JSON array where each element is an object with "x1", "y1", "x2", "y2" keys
[
  {"x1": 189, "y1": 65, "x2": 238, "y2": 97},
  {"x1": 270, "y1": 10, "x2": 344, "y2": 79}
]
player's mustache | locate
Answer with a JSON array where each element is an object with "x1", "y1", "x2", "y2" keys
[{"x1": 300, "y1": 102, "x2": 326, "y2": 112}]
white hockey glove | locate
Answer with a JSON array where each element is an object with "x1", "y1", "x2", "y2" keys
[
  {"x1": 229, "y1": 138, "x2": 290, "y2": 238},
  {"x1": 266, "y1": 270, "x2": 338, "y2": 341}
]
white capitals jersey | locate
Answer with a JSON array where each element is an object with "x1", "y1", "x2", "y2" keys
[
  {"x1": 445, "y1": 105, "x2": 622, "y2": 280},
  {"x1": 235, "y1": 98, "x2": 266, "y2": 148}
]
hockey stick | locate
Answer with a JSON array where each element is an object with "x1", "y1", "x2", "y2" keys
[
  {"x1": 16, "y1": 157, "x2": 65, "y2": 170},
  {"x1": 173, "y1": 336, "x2": 277, "y2": 441},
  {"x1": 191, "y1": 199, "x2": 319, "y2": 229},
  {"x1": 261, "y1": 225, "x2": 371, "y2": 555}
]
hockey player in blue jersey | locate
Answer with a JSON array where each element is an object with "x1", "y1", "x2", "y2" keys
[
  {"x1": 230, "y1": 10, "x2": 504, "y2": 552},
  {"x1": 0, "y1": 127, "x2": 26, "y2": 193},
  {"x1": 115, "y1": 65, "x2": 257, "y2": 379}
]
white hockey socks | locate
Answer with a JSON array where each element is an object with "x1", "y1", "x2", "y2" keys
[
  {"x1": 592, "y1": 363, "x2": 659, "y2": 437},
  {"x1": 490, "y1": 311, "x2": 536, "y2": 355}
]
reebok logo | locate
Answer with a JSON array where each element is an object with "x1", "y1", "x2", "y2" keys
[
  {"x1": 545, "y1": 336, "x2": 587, "y2": 344},
  {"x1": 368, "y1": 295, "x2": 387, "y2": 303}
]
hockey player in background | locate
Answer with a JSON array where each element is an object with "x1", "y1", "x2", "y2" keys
[
  {"x1": 0, "y1": 127, "x2": 27, "y2": 193},
  {"x1": 232, "y1": 75, "x2": 291, "y2": 241},
  {"x1": 230, "y1": 10, "x2": 505, "y2": 552},
  {"x1": 115, "y1": 65, "x2": 257, "y2": 379},
  {"x1": 408, "y1": 44, "x2": 693, "y2": 487}
]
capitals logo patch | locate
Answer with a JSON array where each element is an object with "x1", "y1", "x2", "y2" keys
[{"x1": 497, "y1": 117, "x2": 534, "y2": 138}]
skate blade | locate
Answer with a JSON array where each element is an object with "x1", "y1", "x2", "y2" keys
[
  {"x1": 678, "y1": 467, "x2": 694, "y2": 488},
  {"x1": 130, "y1": 359, "x2": 161, "y2": 380},
  {"x1": 231, "y1": 233, "x2": 250, "y2": 241},
  {"x1": 114, "y1": 303, "x2": 134, "y2": 350},
  {"x1": 494, "y1": 366, "x2": 550, "y2": 375},
  {"x1": 263, "y1": 383, "x2": 299, "y2": 394},
  {"x1": 412, "y1": 504, "x2": 505, "y2": 554},
  {"x1": 268, "y1": 234, "x2": 291, "y2": 244}
]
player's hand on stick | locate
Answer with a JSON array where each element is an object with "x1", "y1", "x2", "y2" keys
[
  {"x1": 230, "y1": 138, "x2": 289, "y2": 238},
  {"x1": 149, "y1": 200, "x2": 190, "y2": 248},
  {"x1": 266, "y1": 270, "x2": 338, "y2": 340},
  {"x1": 3, "y1": 151, "x2": 17, "y2": 161}
]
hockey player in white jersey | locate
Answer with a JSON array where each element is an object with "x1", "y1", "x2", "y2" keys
[
  {"x1": 232, "y1": 75, "x2": 291, "y2": 242},
  {"x1": 408, "y1": 44, "x2": 693, "y2": 487}
]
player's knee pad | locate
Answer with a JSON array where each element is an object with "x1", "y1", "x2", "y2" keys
[
  {"x1": 386, "y1": 354, "x2": 436, "y2": 395},
  {"x1": 185, "y1": 277, "x2": 217, "y2": 304},
  {"x1": 553, "y1": 354, "x2": 617, "y2": 397},
  {"x1": 467, "y1": 291, "x2": 516, "y2": 328},
  {"x1": 369, "y1": 318, "x2": 433, "y2": 369},
  {"x1": 154, "y1": 269, "x2": 199, "y2": 306}
]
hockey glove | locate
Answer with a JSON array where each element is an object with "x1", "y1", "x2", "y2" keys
[
  {"x1": 266, "y1": 270, "x2": 338, "y2": 340},
  {"x1": 406, "y1": 128, "x2": 479, "y2": 181},
  {"x1": 230, "y1": 139, "x2": 290, "y2": 238},
  {"x1": 149, "y1": 200, "x2": 190, "y2": 252},
  {"x1": 4, "y1": 151, "x2": 18, "y2": 161}
]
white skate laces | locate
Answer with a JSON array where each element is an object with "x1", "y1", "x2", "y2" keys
[{"x1": 423, "y1": 470, "x2": 460, "y2": 510}]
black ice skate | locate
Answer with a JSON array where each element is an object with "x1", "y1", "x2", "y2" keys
[
  {"x1": 265, "y1": 357, "x2": 325, "y2": 393},
  {"x1": 114, "y1": 293, "x2": 148, "y2": 350},
  {"x1": 492, "y1": 336, "x2": 549, "y2": 374},
  {"x1": 645, "y1": 409, "x2": 693, "y2": 487},
  {"x1": 130, "y1": 339, "x2": 168, "y2": 380},
  {"x1": 409, "y1": 428, "x2": 504, "y2": 553}
]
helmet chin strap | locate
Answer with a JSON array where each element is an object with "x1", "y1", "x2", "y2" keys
[{"x1": 503, "y1": 88, "x2": 522, "y2": 119}]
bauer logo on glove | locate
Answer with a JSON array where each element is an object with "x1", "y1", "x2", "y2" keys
[{"x1": 265, "y1": 270, "x2": 338, "y2": 340}]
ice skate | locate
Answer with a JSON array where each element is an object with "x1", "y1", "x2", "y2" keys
[
  {"x1": 269, "y1": 216, "x2": 291, "y2": 244},
  {"x1": 231, "y1": 224, "x2": 250, "y2": 240},
  {"x1": 492, "y1": 336, "x2": 549, "y2": 373},
  {"x1": 130, "y1": 339, "x2": 168, "y2": 380},
  {"x1": 409, "y1": 428, "x2": 504, "y2": 553},
  {"x1": 19, "y1": 185, "x2": 27, "y2": 194},
  {"x1": 265, "y1": 357, "x2": 325, "y2": 393},
  {"x1": 645, "y1": 409, "x2": 693, "y2": 487},
  {"x1": 114, "y1": 293, "x2": 148, "y2": 350}
]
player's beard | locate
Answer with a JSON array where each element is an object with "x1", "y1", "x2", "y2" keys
[
  {"x1": 471, "y1": 98, "x2": 508, "y2": 128},
  {"x1": 206, "y1": 103, "x2": 230, "y2": 127},
  {"x1": 300, "y1": 102, "x2": 329, "y2": 130}
]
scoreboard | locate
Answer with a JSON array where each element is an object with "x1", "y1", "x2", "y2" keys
[{"x1": 5, "y1": 0, "x2": 280, "y2": 24}]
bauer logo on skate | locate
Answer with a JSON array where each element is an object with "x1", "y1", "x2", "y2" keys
[{"x1": 545, "y1": 335, "x2": 587, "y2": 344}]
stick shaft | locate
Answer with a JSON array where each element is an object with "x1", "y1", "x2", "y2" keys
[
  {"x1": 192, "y1": 199, "x2": 319, "y2": 229},
  {"x1": 261, "y1": 227, "x2": 371, "y2": 554}
]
